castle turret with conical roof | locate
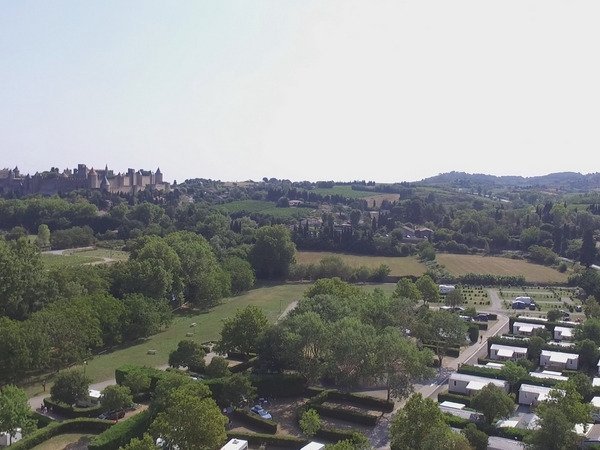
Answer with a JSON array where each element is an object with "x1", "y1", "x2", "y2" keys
[{"x1": 100, "y1": 173, "x2": 110, "y2": 191}]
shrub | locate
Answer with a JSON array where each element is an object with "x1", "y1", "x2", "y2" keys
[
  {"x1": 463, "y1": 423, "x2": 488, "y2": 450},
  {"x1": 43, "y1": 397, "x2": 104, "y2": 418},
  {"x1": 88, "y1": 410, "x2": 152, "y2": 450},
  {"x1": 231, "y1": 408, "x2": 278, "y2": 434},
  {"x1": 437, "y1": 392, "x2": 472, "y2": 408},
  {"x1": 443, "y1": 413, "x2": 470, "y2": 428},
  {"x1": 300, "y1": 409, "x2": 321, "y2": 437},
  {"x1": 310, "y1": 403, "x2": 378, "y2": 426},
  {"x1": 10, "y1": 419, "x2": 112, "y2": 450},
  {"x1": 226, "y1": 431, "x2": 308, "y2": 448},
  {"x1": 205, "y1": 356, "x2": 231, "y2": 378},
  {"x1": 468, "y1": 324, "x2": 480, "y2": 343}
]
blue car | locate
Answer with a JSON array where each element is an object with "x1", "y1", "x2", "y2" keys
[{"x1": 250, "y1": 405, "x2": 272, "y2": 420}]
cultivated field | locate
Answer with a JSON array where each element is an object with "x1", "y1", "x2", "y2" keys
[
  {"x1": 437, "y1": 254, "x2": 568, "y2": 284},
  {"x1": 295, "y1": 251, "x2": 427, "y2": 277},
  {"x1": 219, "y1": 200, "x2": 316, "y2": 219}
]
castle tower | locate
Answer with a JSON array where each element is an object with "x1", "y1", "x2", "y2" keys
[
  {"x1": 155, "y1": 167, "x2": 163, "y2": 184},
  {"x1": 100, "y1": 174, "x2": 110, "y2": 192},
  {"x1": 88, "y1": 168, "x2": 99, "y2": 189}
]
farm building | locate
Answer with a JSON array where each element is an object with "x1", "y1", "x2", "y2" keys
[
  {"x1": 489, "y1": 344, "x2": 528, "y2": 361},
  {"x1": 448, "y1": 373, "x2": 509, "y2": 395},
  {"x1": 512, "y1": 322, "x2": 546, "y2": 336},
  {"x1": 529, "y1": 370, "x2": 568, "y2": 381},
  {"x1": 519, "y1": 384, "x2": 557, "y2": 406},
  {"x1": 540, "y1": 350, "x2": 579, "y2": 371},
  {"x1": 554, "y1": 326, "x2": 574, "y2": 341}
]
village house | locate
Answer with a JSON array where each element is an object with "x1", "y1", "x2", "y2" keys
[{"x1": 512, "y1": 321, "x2": 546, "y2": 336}]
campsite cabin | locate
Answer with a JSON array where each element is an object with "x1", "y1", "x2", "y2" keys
[
  {"x1": 512, "y1": 322, "x2": 546, "y2": 336},
  {"x1": 489, "y1": 344, "x2": 528, "y2": 361},
  {"x1": 448, "y1": 373, "x2": 509, "y2": 395},
  {"x1": 519, "y1": 384, "x2": 555, "y2": 406},
  {"x1": 554, "y1": 326, "x2": 574, "y2": 341},
  {"x1": 539, "y1": 350, "x2": 578, "y2": 371}
]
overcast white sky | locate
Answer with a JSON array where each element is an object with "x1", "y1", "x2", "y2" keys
[{"x1": 1, "y1": 1, "x2": 599, "y2": 183}]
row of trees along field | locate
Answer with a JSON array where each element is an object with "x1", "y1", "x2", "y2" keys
[
  {"x1": 0, "y1": 224, "x2": 298, "y2": 385},
  {"x1": 1, "y1": 181, "x2": 598, "y2": 263}
]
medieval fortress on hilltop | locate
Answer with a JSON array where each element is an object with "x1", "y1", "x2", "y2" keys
[{"x1": 0, "y1": 164, "x2": 169, "y2": 195}]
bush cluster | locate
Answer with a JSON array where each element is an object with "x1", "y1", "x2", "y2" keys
[{"x1": 88, "y1": 410, "x2": 152, "y2": 450}]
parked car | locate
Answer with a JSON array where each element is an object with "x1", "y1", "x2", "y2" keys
[
  {"x1": 474, "y1": 313, "x2": 489, "y2": 322},
  {"x1": 250, "y1": 405, "x2": 272, "y2": 420},
  {"x1": 99, "y1": 409, "x2": 125, "y2": 420},
  {"x1": 575, "y1": 305, "x2": 583, "y2": 312}
]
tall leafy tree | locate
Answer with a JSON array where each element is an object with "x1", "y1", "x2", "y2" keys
[
  {"x1": 376, "y1": 328, "x2": 434, "y2": 401},
  {"x1": 0, "y1": 385, "x2": 35, "y2": 445},
  {"x1": 417, "y1": 310, "x2": 466, "y2": 367},
  {"x1": 36, "y1": 224, "x2": 50, "y2": 249},
  {"x1": 390, "y1": 393, "x2": 447, "y2": 450},
  {"x1": 50, "y1": 371, "x2": 91, "y2": 405},
  {"x1": 580, "y1": 228, "x2": 597, "y2": 267},
  {"x1": 392, "y1": 278, "x2": 421, "y2": 301},
  {"x1": 168, "y1": 340, "x2": 206, "y2": 372},
  {"x1": 100, "y1": 385, "x2": 133, "y2": 412},
  {"x1": 150, "y1": 386, "x2": 227, "y2": 450},
  {"x1": 249, "y1": 225, "x2": 296, "y2": 279},
  {"x1": 217, "y1": 305, "x2": 269, "y2": 356},
  {"x1": 416, "y1": 275, "x2": 440, "y2": 303},
  {"x1": 471, "y1": 384, "x2": 514, "y2": 425}
]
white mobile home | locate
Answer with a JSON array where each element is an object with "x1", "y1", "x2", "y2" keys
[
  {"x1": 529, "y1": 371, "x2": 568, "y2": 381},
  {"x1": 439, "y1": 284, "x2": 456, "y2": 294},
  {"x1": 448, "y1": 373, "x2": 509, "y2": 395},
  {"x1": 514, "y1": 296, "x2": 533, "y2": 304},
  {"x1": 489, "y1": 344, "x2": 528, "y2": 361},
  {"x1": 540, "y1": 350, "x2": 579, "y2": 371},
  {"x1": 554, "y1": 326, "x2": 574, "y2": 341},
  {"x1": 512, "y1": 322, "x2": 546, "y2": 336},
  {"x1": 519, "y1": 384, "x2": 557, "y2": 406},
  {"x1": 220, "y1": 439, "x2": 249, "y2": 450}
]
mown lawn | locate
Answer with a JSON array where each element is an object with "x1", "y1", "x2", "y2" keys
[
  {"x1": 295, "y1": 251, "x2": 427, "y2": 277},
  {"x1": 31, "y1": 433, "x2": 95, "y2": 450},
  {"x1": 41, "y1": 248, "x2": 129, "y2": 269},
  {"x1": 24, "y1": 282, "x2": 394, "y2": 397},
  {"x1": 437, "y1": 254, "x2": 568, "y2": 284}
]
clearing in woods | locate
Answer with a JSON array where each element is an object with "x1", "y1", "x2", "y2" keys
[
  {"x1": 437, "y1": 254, "x2": 568, "y2": 284},
  {"x1": 295, "y1": 251, "x2": 426, "y2": 277}
]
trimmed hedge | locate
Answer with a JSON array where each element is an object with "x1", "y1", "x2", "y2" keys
[
  {"x1": 443, "y1": 412, "x2": 470, "y2": 428},
  {"x1": 115, "y1": 364, "x2": 166, "y2": 392},
  {"x1": 30, "y1": 411, "x2": 53, "y2": 429},
  {"x1": 230, "y1": 357, "x2": 259, "y2": 374},
  {"x1": 250, "y1": 373, "x2": 308, "y2": 398},
  {"x1": 422, "y1": 343, "x2": 460, "y2": 358},
  {"x1": 231, "y1": 408, "x2": 278, "y2": 434},
  {"x1": 457, "y1": 365, "x2": 507, "y2": 380},
  {"x1": 10, "y1": 418, "x2": 113, "y2": 450},
  {"x1": 437, "y1": 392, "x2": 472, "y2": 408},
  {"x1": 88, "y1": 410, "x2": 152, "y2": 450},
  {"x1": 326, "y1": 390, "x2": 394, "y2": 413},
  {"x1": 311, "y1": 402, "x2": 379, "y2": 426},
  {"x1": 493, "y1": 426, "x2": 530, "y2": 441},
  {"x1": 316, "y1": 427, "x2": 357, "y2": 442},
  {"x1": 43, "y1": 397, "x2": 104, "y2": 418},
  {"x1": 226, "y1": 431, "x2": 308, "y2": 448}
]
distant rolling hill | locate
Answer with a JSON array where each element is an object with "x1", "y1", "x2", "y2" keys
[{"x1": 419, "y1": 171, "x2": 600, "y2": 190}]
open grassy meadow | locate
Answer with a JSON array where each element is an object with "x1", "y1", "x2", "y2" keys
[
  {"x1": 41, "y1": 248, "x2": 129, "y2": 269},
  {"x1": 295, "y1": 251, "x2": 427, "y2": 277},
  {"x1": 23, "y1": 282, "x2": 393, "y2": 396},
  {"x1": 436, "y1": 254, "x2": 568, "y2": 284}
]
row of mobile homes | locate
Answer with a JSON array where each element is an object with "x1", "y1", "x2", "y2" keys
[
  {"x1": 512, "y1": 322, "x2": 546, "y2": 336},
  {"x1": 448, "y1": 373, "x2": 509, "y2": 395},
  {"x1": 489, "y1": 344, "x2": 528, "y2": 361},
  {"x1": 540, "y1": 350, "x2": 579, "y2": 371}
]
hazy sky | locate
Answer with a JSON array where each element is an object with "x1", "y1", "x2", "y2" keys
[{"x1": 1, "y1": 1, "x2": 599, "y2": 183}]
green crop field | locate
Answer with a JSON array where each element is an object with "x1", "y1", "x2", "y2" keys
[
  {"x1": 436, "y1": 254, "x2": 569, "y2": 284},
  {"x1": 219, "y1": 200, "x2": 316, "y2": 219},
  {"x1": 24, "y1": 282, "x2": 394, "y2": 397},
  {"x1": 295, "y1": 251, "x2": 427, "y2": 277}
]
